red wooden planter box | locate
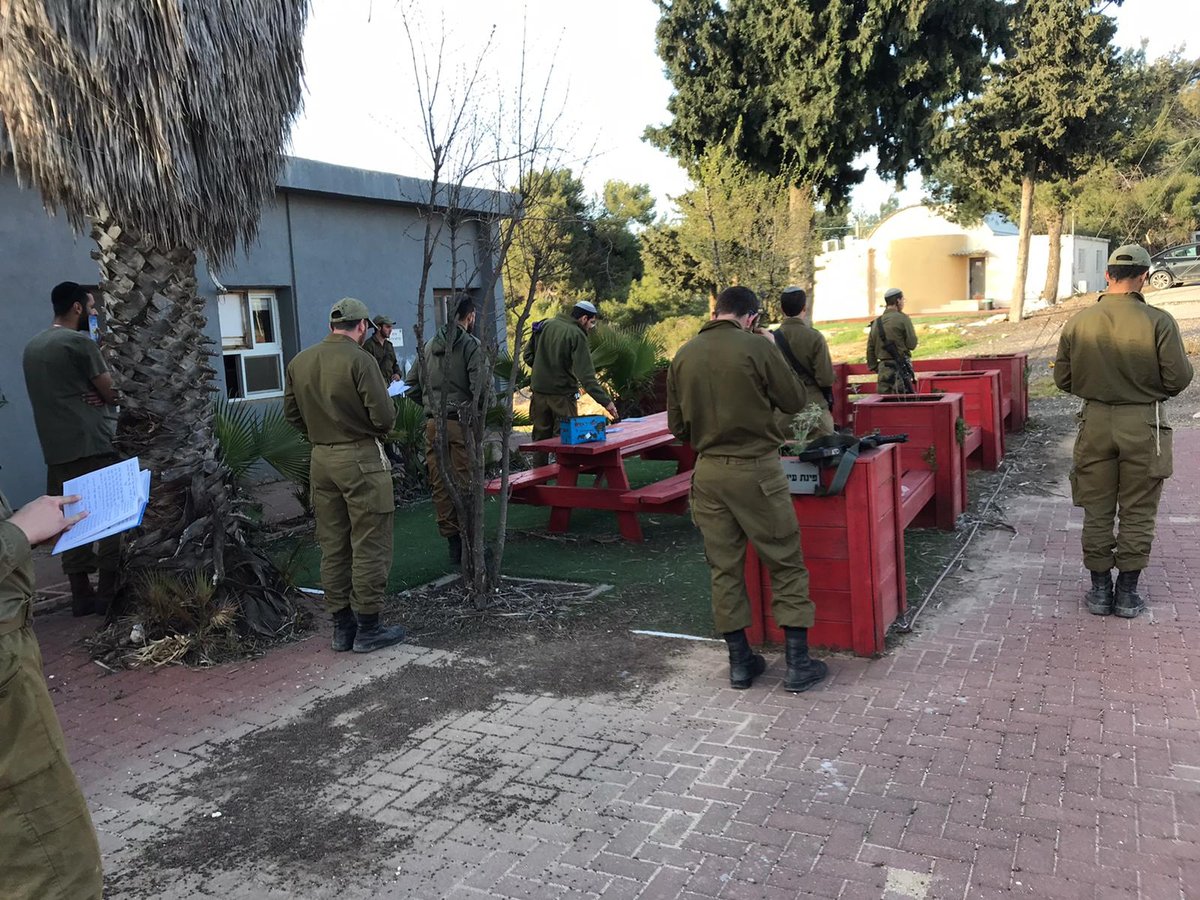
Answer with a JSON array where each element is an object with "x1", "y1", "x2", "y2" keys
[
  {"x1": 744, "y1": 444, "x2": 906, "y2": 657},
  {"x1": 832, "y1": 353, "x2": 1028, "y2": 433},
  {"x1": 853, "y1": 392, "x2": 966, "y2": 530},
  {"x1": 917, "y1": 370, "x2": 1004, "y2": 470},
  {"x1": 962, "y1": 353, "x2": 1028, "y2": 432}
]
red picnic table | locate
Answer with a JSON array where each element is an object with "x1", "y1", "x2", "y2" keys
[{"x1": 485, "y1": 411, "x2": 696, "y2": 542}]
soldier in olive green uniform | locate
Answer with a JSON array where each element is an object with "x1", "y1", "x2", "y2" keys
[
  {"x1": 22, "y1": 282, "x2": 121, "y2": 616},
  {"x1": 1, "y1": 490, "x2": 103, "y2": 900},
  {"x1": 366, "y1": 315, "x2": 403, "y2": 383},
  {"x1": 774, "y1": 286, "x2": 836, "y2": 439},
  {"x1": 522, "y1": 300, "x2": 618, "y2": 465},
  {"x1": 404, "y1": 295, "x2": 485, "y2": 566},
  {"x1": 284, "y1": 298, "x2": 407, "y2": 653},
  {"x1": 1054, "y1": 245, "x2": 1194, "y2": 618},
  {"x1": 669, "y1": 286, "x2": 828, "y2": 694},
  {"x1": 866, "y1": 288, "x2": 918, "y2": 394}
]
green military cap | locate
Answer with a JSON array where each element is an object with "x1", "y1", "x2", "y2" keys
[
  {"x1": 372, "y1": 315, "x2": 394, "y2": 327},
  {"x1": 1107, "y1": 244, "x2": 1152, "y2": 268},
  {"x1": 329, "y1": 297, "x2": 371, "y2": 323}
]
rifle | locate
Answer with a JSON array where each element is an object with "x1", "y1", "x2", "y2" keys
[
  {"x1": 795, "y1": 432, "x2": 909, "y2": 496},
  {"x1": 882, "y1": 336, "x2": 917, "y2": 394}
]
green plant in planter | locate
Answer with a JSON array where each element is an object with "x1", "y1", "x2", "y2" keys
[
  {"x1": 780, "y1": 403, "x2": 830, "y2": 455},
  {"x1": 955, "y1": 416, "x2": 969, "y2": 445}
]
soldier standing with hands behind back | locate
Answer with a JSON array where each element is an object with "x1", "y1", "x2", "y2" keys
[
  {"x1": 285, "y1": 298, "x2": 407, "y2": 654},
  {"x1": 1054, "y1": 244, "x2": 1193, "y2": 618}
]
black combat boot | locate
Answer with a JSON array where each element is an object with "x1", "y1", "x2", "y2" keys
[
  {"x1": 1114, "y1": 570, "x2": 1145, "y2": 619},
  {"x1": 94, "y1": 570, "x2": 119, "y2": 617},
  {"x1": 448, "y1": 534, "x2": 463, "y2": 567},
  {"x1": 67, "y1": 573, "x2": 94, "y2": 617},
  {"x1": 352, "y1": 613, "x2": 407, "y2": 653},
  {"x1": 331, "y1": 607, "x2": 357, "y2": 652},
  {"x1": 723, "y1": 629, "x2": 766, "y2": 689},
  {"x1": 1085, "y1": 570, "x2": 1114, "y2": 616},
  {"x1": 783, "y1": 626, "x2": 829, "y2": 693}
]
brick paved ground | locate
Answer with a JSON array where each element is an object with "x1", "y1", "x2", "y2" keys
[{"x1": 34, "y1": 427, "x2": 1200, "y2": 899}]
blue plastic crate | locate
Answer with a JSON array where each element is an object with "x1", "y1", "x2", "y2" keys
[{"x1": 560, "y1": 416, "x2": 607, "y2": 444}]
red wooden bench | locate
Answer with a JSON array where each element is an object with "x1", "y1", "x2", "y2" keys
[
  {"x1": 624, "y1": 470, "x2": 693, "y2": 513},
  {"x1": 744, "y1": 443, "x2": 906, "y2": 657},
  {"x1": 853, "y1": 393, "x2": 967, "y2": 530}
]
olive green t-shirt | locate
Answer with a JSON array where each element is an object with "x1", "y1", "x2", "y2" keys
[{"x1": 22, "y1": 327, "x2": 116, "y2": 466}]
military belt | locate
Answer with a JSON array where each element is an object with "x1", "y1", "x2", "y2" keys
[
  {"x1": 698, "y1": 453, "x2": 780, "y2": 466},
  {"x1": 425, "y1": 412, "x2": 459, "y2": 420},
  {"x1": 0, "y1": 601, "x2": 32, "y2": 636},
  {"x1": 311, "y1": 436, "x2": 382, "y2": 447},
  {"x1": 1081, "y1": 398, "x2": 1163, "y2": 407}
]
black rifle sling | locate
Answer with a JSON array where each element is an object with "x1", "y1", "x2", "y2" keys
[
  {"x1": 815, "y1": 442, "x2": 860, "y2": 497},
  {"x1": 773, "y1": 330, "x2": 816, "y2": 384}
]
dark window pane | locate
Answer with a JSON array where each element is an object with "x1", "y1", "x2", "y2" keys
[
  {"x1": 244, "y1": 355, "x2": 282, "y2": 394},
  {"x1": 223, "y1": 354, "x2": 244, "y2": 399}
]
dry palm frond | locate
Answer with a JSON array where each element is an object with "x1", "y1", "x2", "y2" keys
[
  {"x1": 0, "y1": 0, "x2": 309, "y2": 263},
  {"x1": 130, "y1": 634, "x2": 194, "y2": 668}
]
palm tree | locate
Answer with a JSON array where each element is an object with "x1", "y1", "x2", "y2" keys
[{"x1": 0, "y1": 1, "x2": 309, "y2": 636}]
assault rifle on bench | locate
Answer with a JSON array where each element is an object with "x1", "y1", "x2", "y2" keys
[{"x1": 795, "y1": 433, "x2": 909, "y2": 497}]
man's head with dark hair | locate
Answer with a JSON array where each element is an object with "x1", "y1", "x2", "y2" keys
[
  {"x1": 883, "y1": 287, "x2": 904, "y2": 307},
  {"x1": 714, "y1": 285, "x2": 761, "y2": 319},
  {"x1": 780, "y1": 286, "x2": 807, "y2": 317},
  {"x1": 454, "y1": 294, "x2": 477, "y2": 333},
  {"x1": 52, "y1": 281, "x2": 89, "y2": 315},
  {"x1": 1107, "y1": 264, "x2": 1150, "y2": 282},
  {"x1": 454, "y1": 294, "x2": 475, "y2": 322},
  {"x1": 50, "y1": 281, "x2": 94, "y2": 329}
]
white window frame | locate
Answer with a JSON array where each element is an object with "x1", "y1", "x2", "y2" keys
[{"x1": 219, "y1": 290, "x2": 285, "y2": 400}]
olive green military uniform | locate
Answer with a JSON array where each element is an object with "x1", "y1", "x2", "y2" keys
[
  {"x1": 404, "y1": 322, "x2": 485, "y2": 537},
  {"x1": 22, "y1": 327, "x2": 121, "y2": 577},
  {"x1": 284, "y1": 333, "x2": 396, "y2": 615},
  {"x1": 776, "y1": 317, "x2": 836, "y2": 438},
  {"x1": 668, "y1": 319, "x2": 814, "y2": 633},
  {"x1": 366, "y1": 332, "x2": 402, "y2": 382},
  {"x1": 1054, "y1": 292, "x2": 1193, "y2": 572},
  {"x1": 523, "y1": 314, "x2": 612, "y2": 460},
  {"x1": 0, "y1": 492, "x2": 104, "y2": 900},
  {"x1": 866, "y1": 308, "x2": 918, "y2": 394}
]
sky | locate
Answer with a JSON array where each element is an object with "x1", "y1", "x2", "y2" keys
[{"x1": 289, "y1": 0, "x2": 1199, "y2": 221}]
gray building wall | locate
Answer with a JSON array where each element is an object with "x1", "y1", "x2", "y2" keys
[{"x1": 0, "y1": 159, "x2": 506, "y2": 507}]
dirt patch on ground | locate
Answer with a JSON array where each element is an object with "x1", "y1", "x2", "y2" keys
[{"x1": 106, "y1": 622, "x2": 685, "y2": 898}]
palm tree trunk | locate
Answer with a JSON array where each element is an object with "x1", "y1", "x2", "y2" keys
[
  {"x1": 92, "y1": 215, "x2": 297, "y2": 635},
  {"x1": 1008, "y1": 172, "x2": 1036, "y2": 323},
  {"x1": 1040, "y1": 207, "x2": 1065, "y2": 305}
]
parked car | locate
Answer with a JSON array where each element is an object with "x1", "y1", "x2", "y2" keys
[{"x1": 1148, "y1": 241, "x2": 1200, "y2": 290}]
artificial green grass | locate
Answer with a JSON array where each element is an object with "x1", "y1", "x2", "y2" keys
[{"x1": 274, "y1": 458, "x2": 716, "y2": 637}]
